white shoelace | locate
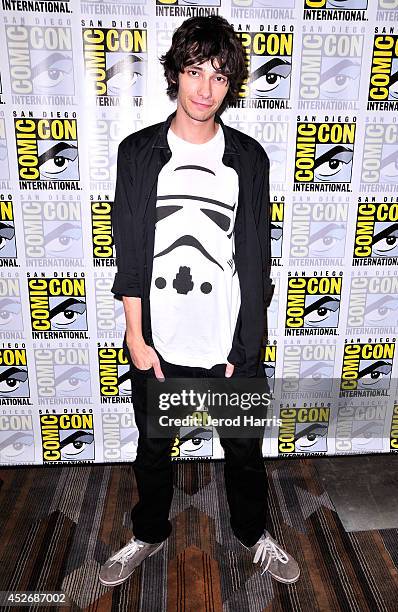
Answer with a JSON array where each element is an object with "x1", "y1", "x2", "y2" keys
[
  {"x1": 108, "y1": 539, "x2": 145, "y2": 575},
  {"x1": 253, "y1": 534, "x2": 290, "y2": 575}
]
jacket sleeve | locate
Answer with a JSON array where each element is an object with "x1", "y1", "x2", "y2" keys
[
  {"x1": 111, "y1": 142, "x2": 142, "y2": 298},
  {"x1": 252, "y1": 145, "x2": 274, "y2": 308}
]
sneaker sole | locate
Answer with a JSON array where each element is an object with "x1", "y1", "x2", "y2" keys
[
  {"x1": 99, "y1": 541, "x2": 165, "y2": 587},
  {"x1": 267, "y1": 566, "x2": 301, "y2": 584}
]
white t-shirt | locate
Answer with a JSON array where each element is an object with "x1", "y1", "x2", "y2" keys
[{"x1": 149, "y1": 125, "x2": 241, "y2": 368}]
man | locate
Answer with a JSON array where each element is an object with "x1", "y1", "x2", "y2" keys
[{"x1": 99, "y1": 15, "x2": 300, "y2": 587}]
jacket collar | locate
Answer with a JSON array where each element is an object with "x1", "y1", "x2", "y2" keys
[{"x1": 152, "y1": 110, "x2": 239, "y2": 155}]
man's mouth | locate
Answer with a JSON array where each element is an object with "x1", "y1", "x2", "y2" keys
[{"x1": 192, "y1": 100, "x2": 213, "y2": 109}]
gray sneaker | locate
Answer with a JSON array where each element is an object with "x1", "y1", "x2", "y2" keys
[
  {"x1": 99, "y1": 536, "x2": 165, "y2": 587},
  {"x1": 241, "y1": 531, "x2": 300, "y2": 584}
]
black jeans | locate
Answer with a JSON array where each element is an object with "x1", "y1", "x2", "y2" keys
[{"x1": 129, "y1": 350, "x2": 268, "y2": 548}]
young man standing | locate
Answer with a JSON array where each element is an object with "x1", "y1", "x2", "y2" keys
[{"x1": 99, "y1": 16, "x2": 300, "y2": 587}]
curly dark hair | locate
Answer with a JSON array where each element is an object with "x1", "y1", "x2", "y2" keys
[{"x1": 159, "y1": 16, "x2": 248, "y2": 107}]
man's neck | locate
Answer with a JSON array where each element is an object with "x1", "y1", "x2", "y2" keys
[{"x1": 170, "y1": 107, "x2": 219, "y2": 144}]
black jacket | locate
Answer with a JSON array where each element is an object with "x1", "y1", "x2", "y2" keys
[{"x1": 111, "y1": 111, "x2": 274, "y2": 377}]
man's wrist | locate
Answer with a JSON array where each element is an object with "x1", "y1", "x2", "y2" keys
[{"x1": 125, "y1": 333, "x2": 146, "y2": 348}]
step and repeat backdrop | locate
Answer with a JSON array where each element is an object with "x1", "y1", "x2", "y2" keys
[{"x1": 0, "y1": 0, "x2": 398, "y2": 466}]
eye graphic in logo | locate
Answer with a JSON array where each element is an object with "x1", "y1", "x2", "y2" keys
[
  {"x1": 304, "y1": 295, "x2": 340, "y2": 328},
  {"x1": 118, "y1": 364, "x2": 132, "y2": 396},
  {"x1": 177, "y1": 0, "x2": 220, "y2": 5},
  {"x1": 363, "y1": 295, "x2": 398, "y2": 328},
  {"x1": 49, "y1": 297, "x2": 87, "y2": 331},
  {"x1": 300, "y1": 361, "x2": 334, "y2": 391},
  {"x1": 59, "y1": 429, "x2": 94, "y2": 460},
  {"x1": 43, "y1": 222, "x2": 82, "y2": 258},
  {"x1": 371, "y1": 223, "x2": 398, "y2": 257},
  {"x1": 179, "y1": 426, "x2": 213, "y2": 457},
  {"x1": 294, "y1": 422, "x2": 328, "y2": 452},
  {"x1": 106, "y1": 54, "x2": 146, "y2": 96},
  {"x1": 379, "y1": 145, "x2": 398, "y2": 184},
  {"x1": 308, "y1": 222, "x2": 346, "y2": 257},
  {"x1": 38, "y1": 141, "x2": 79, "y2": 180},
  {"x1": 356, "y1": 360, "x2": 392, "y2": 390},
  {"x1": 0, "y1": 367, "x2": 29, "y2": 397},
  {"x1": 271, "y1": 223, "x2": 283, "y2": 258},
  {"x1": 55, "y1": 366, "x2": 91, "y2": 397},
  {"x1": 319, "y1": 58, "x2": 361, "y2": 100},
  {"x1": 0, "y1": 222, "x2": 16, "y2": 257},
  {"x1": 314, "y1": 145, "x2": 353, "y2": 182},
  {"x1": 351, "y1": 420, "x2": 384, "y2": 451},
  {"x1": 0, "y1": 431, "x2": 34, "y2": 463},
  {"x1": 30, "y1": 51, "x2": 74, "y2": 95},
  {"x1": 326, "y1": 0, "x2": 367, "y2": 7},
  {"x1": 0, "y1": 297, "x2": 23, "y2": 330},
  {"x1": 249, "y1": 57, "x2": 292, "y2": 99}
]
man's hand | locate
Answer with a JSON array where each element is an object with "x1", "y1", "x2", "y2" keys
[
  {"x1": 126, "y1": 336, "x2": 165, "y2": 381},
  {"x1": 225, "y1": 361, "x2": 235, "y2": 378}
]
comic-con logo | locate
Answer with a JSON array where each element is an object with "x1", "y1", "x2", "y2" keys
[
  {"x1": 91, "y1": 199, "x2": 115, "y2": 264},
  {"x1": 98, "y1": 346, "x2": 131, "y2": 401},
  {"x1": 171, "y1": 412, "x2": 213, "y2": 459},
  {"x1": 391, "y1": 403, "x2": 398, "y2": 452},
  {"x1": 368, "y1": 35, "x2": 398, "y2": 108},
  {"x1": 360, "y1": 123, "x2": 398, "y2": 188},
  {"x1": 40, "y1": 411, "x2": 94, "y2": 463},
  {"x1": 299, "y1": 32, "x2": 363, "y2": 103},
  {"x1": 340, "y1": 341, "x2": 395, "y2": 394},
  {"x1": 0, "y1": 198, "x2": 17, "y2": 261},
  {"x1": 235, "y1": 31, "x2": 293, "y2": 106},
  {"x1": 14, "y1": 116, "x2": 79, "y2": 188},
  {"x1": 82, "y1": 26, "x2": 147, "y2": 101},
  {"x1": 0, "y1": 348, "x2": 30, "y2": 401},
  {"x1": 290, "y1": 199, "x2": 348, "y2": 264},
  {"x1": 260, "y1": 344, "x2": 276, "y2": 395},
  {"x1": 102, "y1": 409, "x2": 138, "y2": 461},
  {"x1": 6, "y1": 25, "x2": 74, "y2": 99},
  {"x1": 353, "y1": 201, "x2": 398, "y2": 265},
  {"x1": 347, "y1": 274, "x2": 398, "y2": 333},
  {"x1": 303, "y1": 0, "x2": 368, "y2": 20},
  {"x1": 224, "y1": 117, "x2": 288, "y2": 184},
  {"x1": 271, "y1": 200, "x2": 283, "y2": 261},
  {"x1": 22, "y1": 198, "x2": 83, "y2": 262},
  {"x1": 0, "y1": 413, "x2": 34, "y2": 464},
  {"x1": 278, "y1": 404, "x2": 330, "y2": 455},
  {"x1": 27, "y1": 274, "x2": 88, "y2": 337},
  {"x1": 336, "y1": 401, "x2": 387, "y2": 454},
  {"x1": 285, "y1": 274, "x2": 342, "y2": 335},
  {"x1": 34, "y1": 347, "x2": 91, "y2": 402},
  {"x1": 282, "y1": 342, "x2": 335, "y2": 394},
  {"x1": 294, "y1": 121, "x2": 356, "y2": 191}
]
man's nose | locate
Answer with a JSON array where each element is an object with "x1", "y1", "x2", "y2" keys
[{"x1": 197, "y1": 77, "x2": 212, "y2": 99}]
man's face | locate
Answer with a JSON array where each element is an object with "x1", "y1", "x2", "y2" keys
[{"x1": 176, "y1": 59, "x2": 229, "y2": 122}]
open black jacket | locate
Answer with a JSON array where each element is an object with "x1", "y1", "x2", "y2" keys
[{"x1": 111, "y1": 111, "x2": 274, "y2": 377}]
